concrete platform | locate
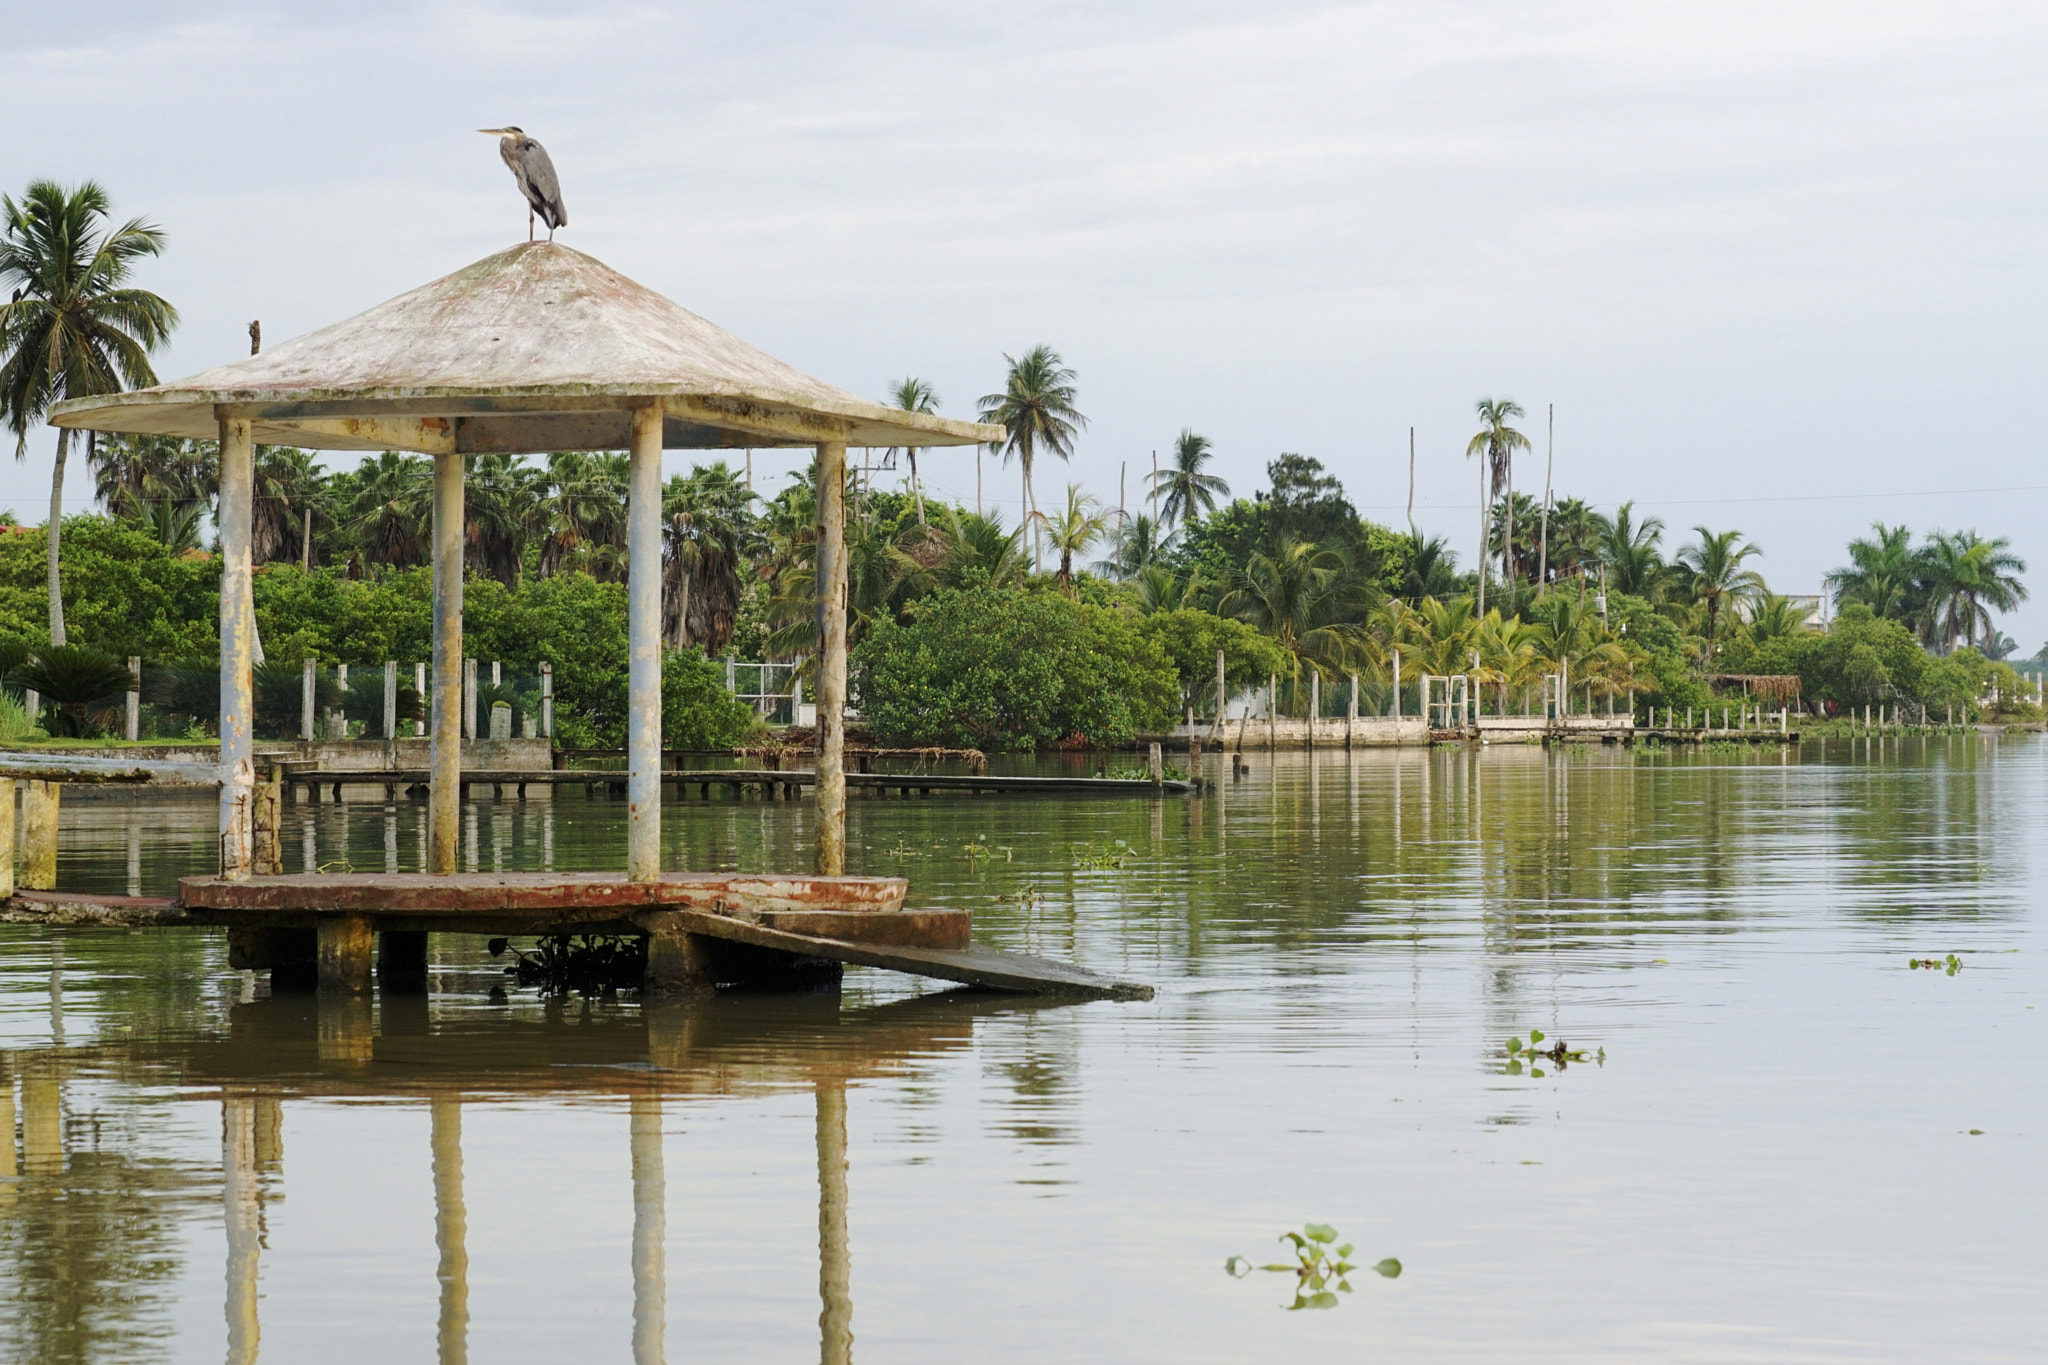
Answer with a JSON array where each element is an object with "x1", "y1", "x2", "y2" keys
[{"x1": 5, "y1": 871, "x2": 1150, "y2": 1002}]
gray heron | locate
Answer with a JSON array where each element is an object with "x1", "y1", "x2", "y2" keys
[{"x1": 479, "y1": 127, "x2": 568, "y2": 242}]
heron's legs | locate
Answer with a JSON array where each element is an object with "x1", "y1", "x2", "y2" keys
[{"x1": 528, "y1": 207, "x2": 535, "y2": 242}]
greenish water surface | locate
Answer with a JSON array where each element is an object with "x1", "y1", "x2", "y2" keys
[{"x1": 2, "y1": 736, "x2": 2043, "y2": 1362}]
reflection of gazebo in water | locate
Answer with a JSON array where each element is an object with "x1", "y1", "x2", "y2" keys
[
  {"x1": 50, "y1": 243, "x2": 1010, "y2": 987},
  {"x1": 6, "y1": 989, "x2": 1049, "y2": 1363}
]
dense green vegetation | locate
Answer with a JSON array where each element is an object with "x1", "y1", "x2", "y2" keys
[{"x1": 0, "y1": 184, "x2": 2034, "y2": 746}]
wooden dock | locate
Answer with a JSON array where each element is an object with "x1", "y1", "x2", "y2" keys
[
  {"x1": 4, "y1": 872, "x2": 1153, "y2": 1002},
  {"x1": 280, "y1": 768, "x2": 1201, "y2": 798}
]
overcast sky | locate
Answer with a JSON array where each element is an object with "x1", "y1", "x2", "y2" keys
[{"x1": 6, "y1": 1, "x2": 2046, "y2": 648}]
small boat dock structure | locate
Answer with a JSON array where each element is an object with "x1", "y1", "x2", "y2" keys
[
  {"x1": 37, "y1": 241, "x2": 1155, "y2": 1003},
  {"x1": 281, "y1": 766, "x2": 1201, "y2": 800}
]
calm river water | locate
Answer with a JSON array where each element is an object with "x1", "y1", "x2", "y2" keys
[{"x1": 3, "y1": 737, "x2": 2043, "y2": 1362}]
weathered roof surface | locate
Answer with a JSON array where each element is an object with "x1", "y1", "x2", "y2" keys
[{"x1": 50, "y1": 242, "x2": 1000, "y2": 453}]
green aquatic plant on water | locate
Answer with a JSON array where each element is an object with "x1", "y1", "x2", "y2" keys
[
  {"x1": 1501, "y1": 1028, "x2": 1603, "y2": 1077},
  {"x1": 1908, "y1": 954, "x2": 1964, "y2": 975},
  {"x1": 1224, "y1": 1223, "x2": 1401, "y2": 1310},
  {"x1": 489, "y1": 934, "x2": 647, "y2": 996},
  {"x1": 1070, "y1": 839, "x2": 1134, "y2": 870}
]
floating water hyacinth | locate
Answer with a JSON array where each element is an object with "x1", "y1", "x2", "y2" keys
[
  {"x1": 1225, "y1": 1223, "x2": 1401, "y2": 1310},
  {"x1": 1501, "y1": 1028, "x2": 1603, "y2": 1077}
]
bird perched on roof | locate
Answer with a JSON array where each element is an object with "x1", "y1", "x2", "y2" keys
[{"x1": 479, "y1": 127, "x2": 567, "y2": 242}]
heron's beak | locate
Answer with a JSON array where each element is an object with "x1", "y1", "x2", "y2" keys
[{"x1": 478, "y1": 128, "x2": 508, "y2": 136}]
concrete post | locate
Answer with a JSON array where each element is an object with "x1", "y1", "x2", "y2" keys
[
  {"x1": 217, "y1": 413, "x2": 256, "y2": 879},
  {"x1": 632, "y1": 1094, "x2": 668, "y2": 1365},
  {"x1": 125, "y1": 656, "x2": 140, "y2": 740},
  {"x1": 1148, "y1": 741, "x2": 1163, "y2": 784},
  {"x1": 628, "y1": 404, "x2": 665, "y2": 883},
  {"x1": 1347, "y1": 672, "x2": 1357, "y2": 748},
  {"x1": 1308, "y1": 672, "x2": 1320, "y2": 750},
  {"x1": 433, "y1": 1096, "x2": 469, "y2": 1365},
  {"x1": 331, "y1": 663, "x2": 349, "y2": 741},
  {"x1": 463, "y1": 658, "x2": 478, "y2": 741},
  {"x1": 430, "y1": 450, "x2": 465, "y2": 874},
  {"x1": 814, "y1": 440, "x2": 850, "y2": 877},
  {"x1": 1390, "y1": 649, "x2": 1401, "y2": 718},
  {"x1": 383, "y1": 661, "x2": 398, "y2": 740},
  {"x1": 1214, "y1": 649, "x2": 1226, "y2": 739},
  {"x1": 540, "y1": 661, "x2": 553, "y2": 738},
  {"x1": 817, "y1": 1082, "x2": 852, "y2": 1365},
  {"x1": 415, "y1": 661, "x2": 428, "y2": 738},
  {"x1": 300, "y1": 659, "x2": 315, "y2": 742},
  {"x1": 316, "y1": 913, "x2": 375, "y2": 993},
  {"x1": 1268, "y1": 673, "x2": 1277, "y2": 751}
]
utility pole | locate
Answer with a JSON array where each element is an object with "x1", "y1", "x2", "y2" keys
[
  {"x1": 1538, "y1": 403, "x2": 1554, "y2": 597},
  {"x1": 1406, "y1": 426, "x2": 1416, "y2": 537}
]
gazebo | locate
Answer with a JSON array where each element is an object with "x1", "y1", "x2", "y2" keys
[{"x1": 50, "y1": 242, "x2": 1000, "y2": 888}]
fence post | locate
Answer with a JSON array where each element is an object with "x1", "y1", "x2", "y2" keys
[
  {"x1": 1347, "y1": 673, "x2": 1357, "y2": 749},
  {"x1": 416, "y1": 662, "x2": 429, "y2": 738},
  {"x1": 384, "y1": 661, "x2": 398, "y2": 741},
  {"x1": 540, "y1": 662, "x2": 553, "y2": 738},
  {"x1": 1308, "y1": 672, "x2": 1319, "y2": 750},
  {"x1": 0, "y1": 777, "x2": 11, "y2": 899},
  {"x1": 334, "y1": 663, "x2": 350, "y2": 740},
  {"x1": 463, "y1": 658, "x2": 478, "y2": 741},
  {"x1": 1267, "y1": 674, "x2": 1277, "y2": 751},
  {"x1": 1215, "y1": 650, "x2": 1226, "y2": 739},
  {"x1": 1148, "y1": 742, "x2": 1163, "y2": 785},
  {"x1": 301, "y1": 659, "x2": 316, "y2": 742},
  {"x1": 1389, "y1": 650, "x2": 1401, "y2": 719},
  {"x1": 491, "y1": 660, "x2": 501, "y2": 687},
  {"x1": 126, "y1": 657, "x2": 141, "y2": 741}
]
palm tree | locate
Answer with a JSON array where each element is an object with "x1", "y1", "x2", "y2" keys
[
  {"x1": 1152, "y1": 429, "x2": 1229, "y2": 527},
  {"x1": 977, "y1": 346, "x2": 1086, "y2": 572},
  {"x1": 1217, "y1": 539, "x2": 1374, "y2": 699},
  {"x1": 887, "y1": 377, "x2": 939, "y2": 525},
  {"x1": 1676, "y1": 526, "x2": 1766, "y2": 664},
  {"x1": 663, "y1": 460, "x2": 757, "y2": 651},
  {"x1": 344, "y1": 450, "x2": 432, "y2": 568},
  {"x1": 536, "y1": 450, "x2": 628, "y2": 579},
  {"x1": 1597, "y1": 501, "x2": 1667, "y2": 599},
  {"x1": 1921, "y1": 530, "x2": 2027, "y2": 651},
  {"x1": 1043, "y1": 483, "x2": 1109, "y2": 593},
  {"x1": 1465, "y1": 397, "x2": 1529, "y2": 610},
  {"x1": 0, "y1": 181, "x2": 177, "y2": 644},
  {"x1": 1090, "y1": 512, "x2": 1175, "y2": 580},
  {"x1": 1825, "y1": 523, "x2": 1919, "y2": 623},
  {"x1": 252, "y1": 445, "x2": 327, "y2": 567},
  {"x1": 89, "y1": 432, "x2": 215, "y2": 533},
  {"x1": 461, "y1": 454, "x2": 541, "y2": 585},
  {"x1": 1392, "y1": 530, "x2": 1460, "y2": 603},
  {"x1": 1743, "y1": 593, "x2": 1816, "y2": 646}
]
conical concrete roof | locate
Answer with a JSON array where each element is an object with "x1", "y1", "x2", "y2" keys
[{"x1": 50, "y1": 242, "x2": 999, "y2": 454}]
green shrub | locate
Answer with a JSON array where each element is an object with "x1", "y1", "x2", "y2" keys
[{"x1": 852, "y1": 586, "x2": 1179, "y2": 749}]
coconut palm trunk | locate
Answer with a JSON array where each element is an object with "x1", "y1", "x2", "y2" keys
[{"x1": 47, "y1": 427, "x2": 68, "y2": 643}]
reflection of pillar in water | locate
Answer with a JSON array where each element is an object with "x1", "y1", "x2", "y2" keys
[
  {"x1": 433, "y1": 1096, "x2": 468, "y2": 1365},
  {"x1": 48, "y1": 939, "x2": 64, "y2": 1043},
  {"x1": 0, "y1": 1054, "x2": 15, "y2": 1209},
  {"x1": 817, "y1": 1081, "x2": 852, "y2": 1365},
  {"x1": 418, "y1": 810, "x2": 429, "y2": 874},
  {"x1": 20, "y1": 1054, "x2": 61, "y2": 1174},
  {"x1": 224, "y1": 1094, "x2": 262, "y2": 1365},
  {"x1": 386, "y1": 808, "x2": 400, "y2": 874},
  {"x1": 464, "y1": 803, "x2": 479, "y2": 873},
  {"x1": 492, "y1": 810, "x2": 510, "y2": 873},
  {"x1": 127, "y1": 818, "x2": 142, "y2": 897},
  {"x1": 316, "y1": 993, "x2": 374, "y2": 1063},
  {"x1": 631, "y1": 1095, "x2": 667, "y2": 1365},
  {"x1": 541, "y1": 805, "x2": 555, "y2": 872},
  {"x1": 302, "y1": 816, "x2": 317, "y2": 873}
]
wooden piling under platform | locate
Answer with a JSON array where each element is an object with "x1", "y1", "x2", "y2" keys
[{"x1": 5, "y1": 871, "x2": 1152, "y2": 1002}]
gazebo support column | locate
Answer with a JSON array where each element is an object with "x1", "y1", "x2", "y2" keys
[
  {"x1": 627, "y1": 404, "x2": 664, "y2": 882},
  {"x1": 217, "y1": 412, "x2": 256, "y2": 878},
  {"x1": 814, "y1": 440, "x2": 848, "y2": 877},
  {"x1": 430, "y1": 450, "x2": 465, "y2": 874}
]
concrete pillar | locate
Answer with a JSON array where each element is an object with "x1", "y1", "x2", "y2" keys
[
  {"x1": 1148, "y1": 742, "x2": 1163, "y2": 784},
  {"x1": 814, "y1": 440, "x2": 849, "y2": 877},
  {"x1": 317, "y1": 913, "x2": 374, "y2": 994},
  {"x1": 415, "y1": 662, "x2": 428, "y2": 738},
  {"x1": 540, "y1": 661, "x2": 554, "y2": 738},
  {"x1": 1308, "y1": 672, "x2": 1320, "y2": 750},
  {"x1": 430, "y1": 450, "x2": 465, "y2": 874},
  {"x1": 1267, "y1": 673, "x2": 1277, "y2": 751},
  {"x1": 432, "y1": 1096, "x2": 469, "y2": 1365},
  {"x1": 1347, "y1": 672, "x2": 1357, "y2": 748},
  {"x1": 125, "y1": 656, "x2": 140, "y2": 740},
  {"x1": 1390, "y1": 649, "x2": 1400, "y2": 718},
  {"x1": 629, "y1": 404, "x2": 665, "y2": 883},
  {"x1": 1214, "y1": 649, "x2": 1226, "y2": 739},
  {"x1": 632, "y1": 1094, "x2": 667, "y2": 1365},
  {"x1": 641, "y1": 914, "x2": 716, "y2": 995},
  {"x1": 817, "y1": 1081, "x2": 852, "y2": 1365},
  {"x1": 224, "y1": 1094, "x2": 262, "y2": 1365},
  {"x1": 463, "y1": 658, "x2": 478, "y2": 741},
  {"x1": 384, "y1": 661, "x2": 398, "y2": 740},
  {"x1": 20, "y1": 779, "x2": 58, "y2": 891},
  {"x1": 218, "y1": 412, "x2": 256, "y2": 879},
  {"x1": 301, "y1": 659, "x2": 316, "y2": 742}
]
